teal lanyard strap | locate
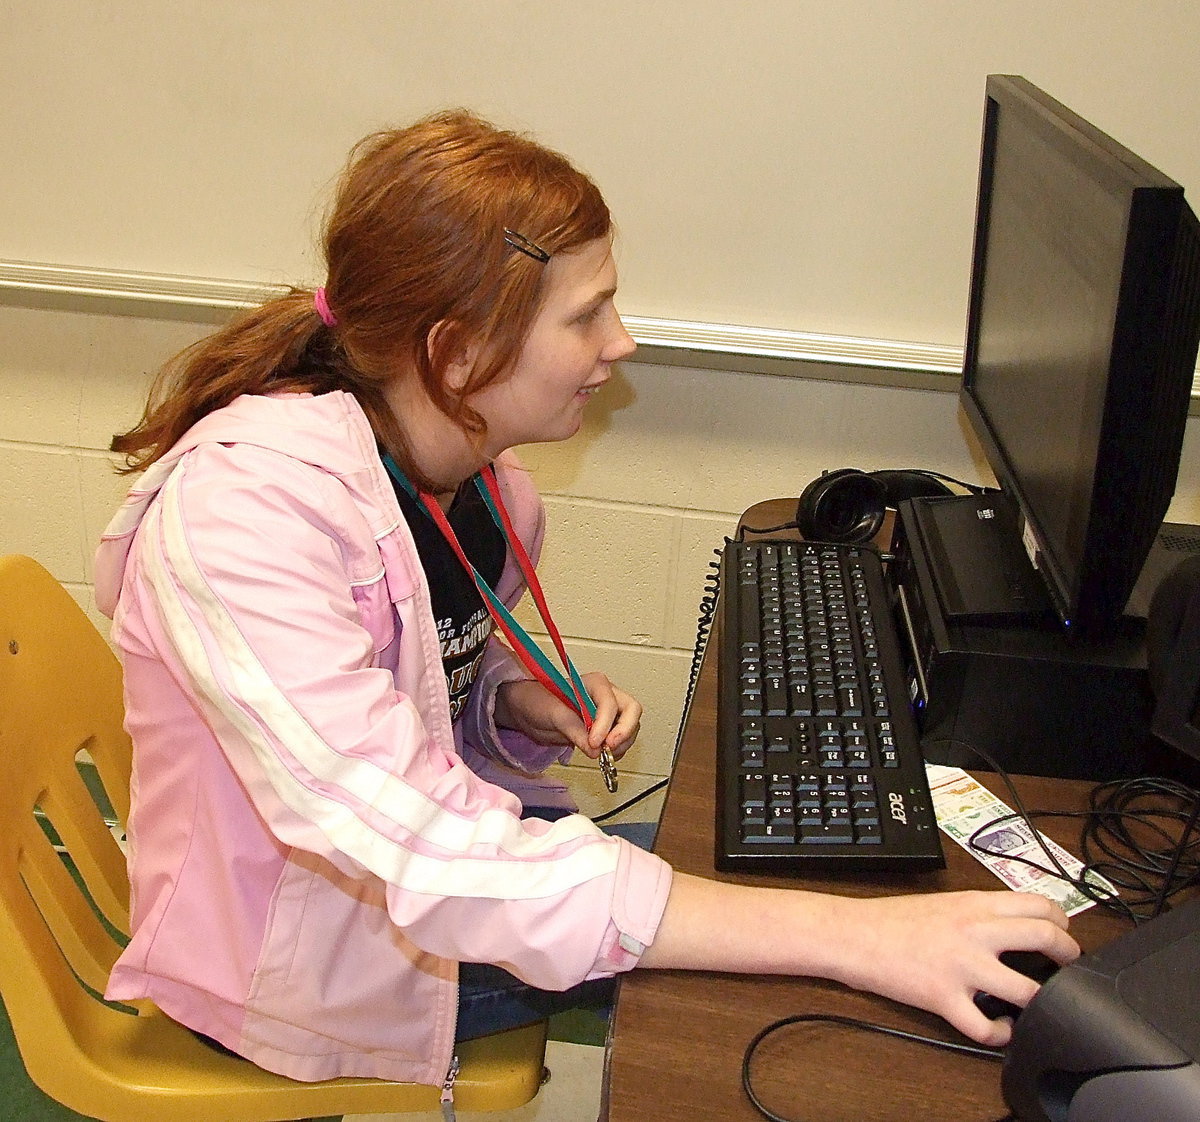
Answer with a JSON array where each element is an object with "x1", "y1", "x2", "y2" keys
[
  {"x1": 472, "y1": 468, "x2": 597, "y2": 720},
  {"x1": 382, "y1": 454, "x2": 589, "y2": 721}
]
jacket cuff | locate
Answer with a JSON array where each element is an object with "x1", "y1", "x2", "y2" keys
[{"x1": 587, "y1": 840, "x2": 674, "y2": 977}]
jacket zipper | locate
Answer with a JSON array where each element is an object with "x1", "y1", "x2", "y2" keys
[{"x1": 440, "y1": 1052, "x2": 460, "y2": 1121}]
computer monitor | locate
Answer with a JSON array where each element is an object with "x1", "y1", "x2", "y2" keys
[{"x1": 959, "y1": 75, "x2": 1200, "y2": 636}]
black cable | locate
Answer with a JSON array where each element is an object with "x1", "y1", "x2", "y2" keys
[
  {"x1": 947, "y1": 738, "x2": 1133, "y2": 917},
  {"x1": 935, "y1": 737, "x2": 1144, "y2": 921},
  {"x1": 1082, "y1": 777, "x2": 1200, "y2": 920},
  {"x1": 590, "y1": 776, "x2": 669, "y2": 824},
  {"x1": 674, "y1": 544, "x2": 724, "y2": 752},
  {"x1": 602, "y1": 542, "x2": 723, "y2": 832},
  {"x1": 925, "y1": 736, "x2": 1200, "y2": 924},
  {"x1": 737, "y1": 519, "x2": 802, "y2": 538},
  {"x1": 1147, "y1": 795, "x2": 1200, "y2": 917},
  {"x1": 741, "y1": 1013, "x2": 1003, "y2": 1122},
  {"x1": 908, "y1": 468, "x2": 994, "y2": 495}
]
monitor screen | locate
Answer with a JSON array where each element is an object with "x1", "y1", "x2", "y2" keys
[{"x1": 960, "y1": 76, "x2": 1200, "y2": 635}]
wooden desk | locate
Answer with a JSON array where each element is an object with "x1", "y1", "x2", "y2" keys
[{"x1": 601, "y1": 502, "x2": 1132, "y2": 1122}]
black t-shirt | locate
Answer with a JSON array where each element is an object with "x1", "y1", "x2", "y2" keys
[{"x1": 392, "y1": 475, "x2": 507, "y2": 722}]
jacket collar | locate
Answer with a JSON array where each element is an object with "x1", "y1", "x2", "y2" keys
[{"x1": 95, "y1": 392, "x2": 399, "y2": 617}]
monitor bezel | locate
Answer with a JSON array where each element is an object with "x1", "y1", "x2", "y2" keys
[{"x1": 959, "y1": 74, "x2": 1198, "y2": 634}]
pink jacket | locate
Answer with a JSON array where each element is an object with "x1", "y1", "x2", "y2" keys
[{"x1": 95, "y1": 391, "x2": 672, "y2": 1086}]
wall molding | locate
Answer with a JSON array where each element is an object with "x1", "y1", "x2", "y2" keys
[
  {"x1": 2, "y1": 258, "x2": 1198, "y2": 406},
  {"x1": 0, "y1": 260, "x2": 289, "y2": 311}
]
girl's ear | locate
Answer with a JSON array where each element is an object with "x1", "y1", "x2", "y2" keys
[{"x1": 426, "y1": 320, "x2": 480, "y2": 392}]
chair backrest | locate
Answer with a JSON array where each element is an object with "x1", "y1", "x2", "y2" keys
[
  {"x1": 0, "y1": 555, "x2": 551, "y2": 1120},
  {"x1": 0, "y1": 554, "x2": 134, "y2": 1033}
]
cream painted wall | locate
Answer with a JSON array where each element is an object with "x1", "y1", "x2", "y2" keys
[
  {"x1": 4, "y1": 300, "x2": 1198, "y2": 788},
  {"x1": 5, "y1": 3, "x2": 1200, "y2": 346}
]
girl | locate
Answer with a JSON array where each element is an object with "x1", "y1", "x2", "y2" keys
[{"x1": 97, "y1": 109, "x2": 1077, "y2": 1093}]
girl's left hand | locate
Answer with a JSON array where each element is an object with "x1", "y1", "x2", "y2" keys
[{"x1": 494, "y1": 673, "x2": 642, "y2": 761}]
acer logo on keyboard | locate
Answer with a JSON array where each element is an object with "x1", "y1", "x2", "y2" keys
[{"x1": 888, "y1": 792, "x2": 908, "y2": 825}]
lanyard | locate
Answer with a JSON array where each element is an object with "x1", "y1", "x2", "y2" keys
[{"x1": 384, "y1": 454, "x2": 618, "y2": 792}]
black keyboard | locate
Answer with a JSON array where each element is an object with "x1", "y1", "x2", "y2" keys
[{"x1": 716, "y1": 538, "x2": 944, "y2": 873}]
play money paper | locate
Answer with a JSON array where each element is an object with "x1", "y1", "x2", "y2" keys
[{"x1": 925, "y1": 764, "x2": 1117, "y2": 917}]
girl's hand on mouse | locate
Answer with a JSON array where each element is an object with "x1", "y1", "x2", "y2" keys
[
  {"x1": 638, "y1": 877, "x2": 1077, "y2": 1048},
  {"x1": 831, "y1": 889, "x2": 1081, "y2": 1046},
  {"x1": 494, "y1": 674, "x2": 641, "y2": 760}
]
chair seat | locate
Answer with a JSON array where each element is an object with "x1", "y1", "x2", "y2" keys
[
  {"x1": 51, "y1": 1001, "x2": 548, "y2": 1121},
  {"x1": 0, "y1": 554, "x2": 548, "y2": 1121}
]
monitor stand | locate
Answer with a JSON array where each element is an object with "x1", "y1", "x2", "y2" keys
[
  {"x1": 909, "y1": 493, "x2": 1200, "y2": 627},
  {"x1": 903, "y1": 492, "x2": 1056, "y2": 627},
  {"x1": 891, "y1": 495, "x2": 1151, "y2": 780},
  {"x1": 891, "y1": 498, "x2": 1200, "y2": 780}
]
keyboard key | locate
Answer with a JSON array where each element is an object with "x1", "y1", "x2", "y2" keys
[
  {"x1": 852, "y1": 803, "x2": 880, "y2": 826},
  {"x1": 740, "y1": 775, "x2": 767, "y2": 807},
  {"x1": 741, "y1": 806, "x2": 767, "y2": 828},
  {"x1": 838, "y1": 686, "x2": 863, "y2": 716},
  {"x1": 800, "y1": 823, "x2": 855, "y2": 844},
  {"x1": 765, "y1": 677, "x2": 789, "y2": 716}
]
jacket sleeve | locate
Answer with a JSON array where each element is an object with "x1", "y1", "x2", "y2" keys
[{"x1": 130, "y1": 442, "x2": 671, "y2": 990}]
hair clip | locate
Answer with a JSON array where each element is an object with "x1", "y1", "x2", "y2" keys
[{"x1": 503, "y1": 228, "x2": 550, "y2": 263}]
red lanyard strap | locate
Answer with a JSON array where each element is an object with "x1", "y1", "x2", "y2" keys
[
  {"x1": 474, "y1": 465, "x2": 596, "y2": 724},
  {"x1": 427, "y1": 487, "x2": 585, "y2": 721},
  {"x1": 383, "y1": 454, "x2": 617, "y2": 791},
  {"x1": 382, "y1": 454, "x2": 594, "y2": 728}
]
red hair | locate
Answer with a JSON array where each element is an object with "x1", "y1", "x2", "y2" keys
[{"x1": 112, "y1": 110, "x2": 611, "y2": 487}]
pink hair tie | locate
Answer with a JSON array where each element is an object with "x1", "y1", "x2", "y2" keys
[{"x1": 313, "y1": 286, "x2": 338, "y2": 328}]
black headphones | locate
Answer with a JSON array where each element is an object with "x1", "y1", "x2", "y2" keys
[
  {"x1": 1148, "y1": 555, "x2": 1200, "y2": 696},
  {"x1": 1147, "y1": 554, "x2": 1200, "y2": 759},
  {"x1": 795, "y1": 467, "x2": 968, "y2": 544}
]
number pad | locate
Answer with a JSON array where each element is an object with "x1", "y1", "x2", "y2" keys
[{"x1": 740, "y1": 770, "x2": 883, "y2": 846}]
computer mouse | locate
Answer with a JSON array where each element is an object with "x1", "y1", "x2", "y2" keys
[{"x1": 973, "y1": 950, "x2": 1060, "y2": 1021}]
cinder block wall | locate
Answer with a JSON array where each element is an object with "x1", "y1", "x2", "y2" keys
[{"x1": 4, "y1": 299, "x2": 1199, "y2": 790}]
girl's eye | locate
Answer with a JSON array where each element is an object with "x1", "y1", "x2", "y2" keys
[{"x1": 576, "y1": 301, "x2": 609, "y2": 326}]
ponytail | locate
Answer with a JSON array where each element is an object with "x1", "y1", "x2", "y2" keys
[{"x1": 111, "y1": 292, "x2": 347, "y2": 473}]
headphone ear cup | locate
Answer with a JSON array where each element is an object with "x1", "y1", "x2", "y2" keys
[
  {"x1": 1147, "y1": 555, "x2": 1200, "y2": 697},
  {"x1": 796, "y1": 469, "x2": 888, "y2": 544}
]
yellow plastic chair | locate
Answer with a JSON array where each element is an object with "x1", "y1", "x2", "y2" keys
[{"x1": 0, "y1": 554, "x2": 548, "y2": 1121}]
